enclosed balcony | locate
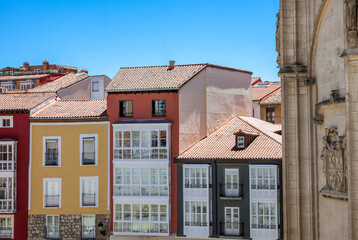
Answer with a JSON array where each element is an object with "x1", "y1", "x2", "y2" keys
[{"x1": 0, "y1": 141, "x2": 17, "y2": 171}]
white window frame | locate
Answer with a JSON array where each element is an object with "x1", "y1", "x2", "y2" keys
[
  {"x1": 43, "y1": 137, "x2": 61, "y2": 167},
  {"x1": 80, "y1": 134, "x2": 98, "y2": 166},
  {"x1": 114, "y1": 166, "x2": 169, "y2": 197},
  {"x1": 80, "y1": 176, "x2": 99, "y2": 208},
  {"x1": 43, "y1": 178, "x2": 62, "y2": 209},
  {"x1": 0, "y1": 82, "x2": 15, "y2": 91},
  {"x1": 224, "y1": 207, "x2": 240, "y2": 236},
  {"x1": 0, "y1": 117, "x2": 13, "y2": 128},
  {"x1": 0, "y1": 215, "x2": 14, "y2": 239},
  {"x1": 19, "y1": 80, "x2": 35, "y2": 90},
  {"x1": 82, "y1": 215, "x2": 96, "y2": 239},
  {"x1": 184, "y1": 166, "x2": 208, "y2": 189},
  {"x1": 224, "y1": 168, "x2": 240, "y2": 197},
  {"x1": 46, "y1": 215, "x2": 60, "y2": 239},
  {"x1": 0, "y1": 141, "x2": 16, "y2": 172},
  {"x1": 0, "y1": 176, "x2": 15, "y2": 213},
  {"x1": 236, "y1": 136, "x2": 245, "y2": 148},
  {"x1": 92, "y1": 81, "x2": 99, "y2": 92}
]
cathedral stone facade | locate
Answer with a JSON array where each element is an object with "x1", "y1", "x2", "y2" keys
[{"x1": 279, "y1": 0, "x2": 358, "y2": 239}]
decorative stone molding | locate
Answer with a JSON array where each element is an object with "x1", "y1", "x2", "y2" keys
[
  {"x1": 304, "y1": 78, "x2": 316, "y2": 86},
  {"x1": 279, "y1": 61, "x2": 308, "y2": 74},
  {"x1": 345, "y1": 0, "x2": 358, "y2": 47},
  {"x1": 276, "y1": 12, "x2": 281, "y2": 68},
  {"x1": 320, "y1": 128, "x2": 347, "y2": 199},
  {"x1": 313, "y1": 114, "x2": 324, "y2": 125},
  {"x1": 314, "y1": 90, "x2": 345, "y2": 124}
]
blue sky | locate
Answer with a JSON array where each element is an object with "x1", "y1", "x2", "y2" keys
[{"x1": 0, "y1": 0, "x2": 279, "y2": 81}]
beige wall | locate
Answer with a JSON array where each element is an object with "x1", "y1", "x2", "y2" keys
[
  {"x1": 260, "y1": 104, "x2": 281, "y2": 124},
  {"x1": 178, "y1": 67, "x2": 252, "y2": 153}
]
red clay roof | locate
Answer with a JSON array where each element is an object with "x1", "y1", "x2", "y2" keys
[
  {"x1": 251, "y1": 77, "x2": 262, "y2": 86},
  {"x1": 260, "y1": 88, "x2": 281, "y2": 105},
  {"x1": 176, "y1": 116, "x2": 282, "y2": 160},
  {"x1": 252, "y1": 82, "x2": 281, "y2": 101},
  {"x1": 0, "y1": 92, "x2": 56, "y2": 112},
  {"x1": 31, "y1": 99, "x2": 107, "y2": 119},
  {"x1": 0, "y1": 74, "x2": 50, "y2": 81},
  {"x1": 106, "y1": 63, "x2": 252, "y2": 92},
  {"x1": 31, "y1": 73, "x2": 89, "y2": 92}
]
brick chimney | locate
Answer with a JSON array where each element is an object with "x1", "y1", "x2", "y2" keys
[
  {"x1": 43, "y1": 60, "x2": 49, "y2": 71},
  {"x1": 169, "y1": 60, "x2": 175, "y2": 70},
  {"x1": 23, "y1": 62, "x2": 30, "y2": 71},
  {"x1": 80, "y1": 69, "x2": 88, "y2": 74}
]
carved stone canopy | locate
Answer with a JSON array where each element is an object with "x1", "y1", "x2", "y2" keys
[{"x1": 320, "y1": 128, "x2": 347, "y2": 195}]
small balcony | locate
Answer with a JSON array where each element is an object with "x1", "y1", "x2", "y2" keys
[
  {"x1": 0, "y1": 227, "x2": 12, "y2": 239},
  {"x1": 82, "y1": 226, "x2": 96, "y2": 239},
  {"x1": 220, "y1": 222, "x2": 244, "y2": 237},
  {"x1": 45, "y1": 152, "x2": 58, "y2": 166},
  {"x1": 82, "y1": 152, "x2": 95, "y2": 165},
  {"x1": 82, "y1": 193, "x2": 96, "y2": 206},
  {"x1": 45, "y1": 195, "x2": 60, "y2": 208},
  {"x1": 45, "y1": 227, "x2": 60, "y2": 239},
  {"x1": 219, "y1": 183, "x2": 243, "y2": 200}
]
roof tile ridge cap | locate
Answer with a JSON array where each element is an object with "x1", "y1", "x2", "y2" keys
[
  {"x1": 30, "y1": 99, "x2": 57, "y2": 117},
  {"x1": 58, "y1": 99, "x2": 106, "y2": 102},
  {"x1": 237, "y1": 116, "x2": 282, "y2": 145},
  {"x1": 178, "y1": 115, "x2": 238, "y2": 158},
  {"x1": 257, "y1": 85, "x2": 281, "y2": 101},
  {"x1": 260, "y1": 87, "x2": 281, "y2": 103},
  {"x1": 120, "y1": 63, "x2": 208, "y2": 69}
]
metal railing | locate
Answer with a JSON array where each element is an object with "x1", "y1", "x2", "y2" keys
[
  {"x1": 184, "y1": 183, "x2": 208, "y2": 189},
  {"x1": 45, "y1": 195, "x2": 60, "y2": 207},
  {"x1": 251, "y1": 223, "x2": 278, "y2": 229},
  {"x1": 82, "y1": 193, "x2": 96, "y2": 206},
  {"x1": 0, "y1": 199, "x2": 14, "y2": 212},
  {"x1": 220, "y1": 222, "x2": 244, "y2": 236},
  {"x1": 82, "y1": 152, "x2": 95, "y2": 165},
  {"x1": 0, "y1": 227, "x2": 12, "y2": 238},
  {"x1": 45, "y1": 152, "x2": 58, "y2": 166},
  {"x1": 250, "y1": 184, "x2": 277, "y2": 190},
  {"x1": 152, "y1": 110, "x2": 166, "y2": 117},
  {"x1": 82, "y1": 226, "x2": 96, "y2": 239},
  {"x1": 219, "y1": 183, "x2": 243, "y2": 198},
  {"x1": 45, "y1": 227, "x2": 60, "y2": 239},
  {"x1": 184, "y1": 222, "x2": 208, "y2": 227}
]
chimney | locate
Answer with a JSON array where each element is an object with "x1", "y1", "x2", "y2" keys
[
  {"x1": 169, "y1": 60, "x2": 175, "y2": 69},
  {"x1": 43, "y1": 60, "x2": 49, "y2": 71},
  {"x1": 23, "y1": 62, "x2": 30, "y2": 71},
  {"x1": 80, "y1": 69, "x2": 88, "y2": 74}
]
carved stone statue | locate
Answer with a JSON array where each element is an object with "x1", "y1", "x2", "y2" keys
[
  {"x1": 320, "y1": 128, "x2": 347, "y2": 193},
  {"x1": 345, "y1": 0, "x2": 358, "y2": 46},
  {"x1": 276, "y1": 12, "x2": 280, "y2": 67}
]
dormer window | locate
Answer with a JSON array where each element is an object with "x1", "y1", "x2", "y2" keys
[{"x1": 237, "y1": 136, "x2": 245, "y2": 148}]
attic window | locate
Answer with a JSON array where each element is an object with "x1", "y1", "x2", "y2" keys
[{"x1": 237, "y1": 136, "x2": 245, "y2": 148}]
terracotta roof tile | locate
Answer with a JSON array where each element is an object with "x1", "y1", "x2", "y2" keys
[
  {"x1": 0, "y1": 74, "x2": 50, "y2": 81},
  {"x1": 252, "y1": 82, "x2": 281, "y2": 101},
  {"x1": 251, "y1": 77, "x2": 262, "y2": 86},
  {"x1": 31, "y1": 99, "x2": 107, "y2": 119},
  {"x1": 260, "y1": 89, "x2": 281, "y2": 105},
  {"x1": 31, "y1": 73, "x2": 89, "y2": 92},
  {"x1": 177, "y1": 116, "x2": 282, "y2": 160},
  {"x1": 0, "y1": 92, "x2": 56, "y2": 111},
  {"x1": 106, "y1": 63, "x2": 252, "y2": 92}
]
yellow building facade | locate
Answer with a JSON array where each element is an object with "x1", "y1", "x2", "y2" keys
[{"x1": 28, "y1": 99, "x2": 110, "y2": 240}]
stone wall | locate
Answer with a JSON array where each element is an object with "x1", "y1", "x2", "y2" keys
[{"x1": 28, "y1": 214, "x2": 110, "y2": 240}]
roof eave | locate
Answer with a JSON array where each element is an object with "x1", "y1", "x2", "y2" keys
[{"x1": 105, "y1": 87, "x2": 180, "y2": 93}]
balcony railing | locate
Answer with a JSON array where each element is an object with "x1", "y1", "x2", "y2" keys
[
  {"x1": 0, "y1": 227, "x2": 12, "y2": 238},
  {"x1": 82, "y1": 152, "x2": 95, "y2": 165},
  {"x1": 45, "y1": 227, "x2": 60, "y2": 239},
  {"x1": 82, "y1": 226, "x2": 96, "y2": 239},
  {"x1": 184, "y1": 183, "x2": 208, "y2": 189},
  {"x1": 82, "y1": 193, "x2": 96, "y2": 206},
  {"x1": 184, "y1": 222, "x2": 208, "y2": 227},
  {"x1": 0, "y1": 199, "x2": 14, "y2": 212},
  {"x1": 251, "y1": 223, "x2": 278, "y2": 229},
  {"x1": 251, "y1": 184, "x2": 277, "y2": 190},
  {"x1": 220, "y1": 222, "x2": 244, "y2": 236},
  {"x1": 45, "y1": 152, "x2": 58, "y2": 166},
  {"x1": 152, "y1": 110, "x2": 166, "y2": 117},
  {"x1": 219, "y1": 183, "x2": 243, "y2": 198},
  {"x1": 45, "y1": 195, "x2": 60, "y2": 207}
]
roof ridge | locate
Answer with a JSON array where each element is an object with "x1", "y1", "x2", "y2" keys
[
  {"x1": 30, "y1": 98, "x2": 57, "y2": 117},
  {"x1": 236, "y1": 116, "x2": 282, "y2": 145},
  {"x1": 57, "y1": 99, "x2": 107, "y2": 102},
  {"x1": 259, "y1": 87, "x2": 281, "y2": 103},
  {"x1": 0, "y1": 91, "x2": 55, "y2": 95},
  {"x1": 120, "y1": 63, "x2": 208, "y2": 69},
  {"x1": 178, "y1": 115, "x2": 239, "y2": 156}
]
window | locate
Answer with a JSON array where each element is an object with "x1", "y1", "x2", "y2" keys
[
  {"x1": 0, "y1": 82, "x2": 15, "y2": 91},
  {"x1": 0, "y1": 177, "x2": 15, "y2": 212},
  {"x1": 46, "y1": 215, "x2": 60, "y2": 239},
  {"x1": 224, "y1": 207, "x2": 240, "y2": 236},
  {"x1": 236, "y1": 136, "x2": 245, "y2": 148},
  {"x1": 80, "y1": 135, "x2": 97, "y2": 166},
  {"x1": 82, "y1": 215, "x2": 95, "y2": 239},
  {"x1": 114, "y1": 167, "x2": 168, "y2": 197},
  {"x1": 152, "y1": 100, "x2": 166, "y2": 117},
  {"x1": 80, "y1": 177, "x2": 98, "y2": 207},
  {"x1": 266, "y1": 107, "x2": 275, "y2": 123},
  {"x1": 250, "y1": 167, "x2": 276, "y2": 190},
  {"x1": 0, "y1": 216, "x2": 13, "y2": 239},
  {"x1": 114, "y1": 203, "x2": 169, "y2": 235},
  {"x1": 251, "y1": 202, "x2": 277, "y2": 230},
  {"x1": 19, "y1": 80, "x2": 35, "y2": 90},
  {"x1": 92, "y1": 82, "x2": 99, "y2": 92},
  {"x1": 224, "y1": 169, "x2": 240, "y2": 197},
  {"x1": 0, "y1": 117, "x2": 13, "y2": 128},
  {"x1": 43, "y1": 179, "x2": 61, "y2": 208},
  {"x1": 184, "y1": 201, "x2": 208, "y2": 227},
  {"x1": 119, "y1": 100, "x2": 133, "y2": 117},
  {"x1": 43, "y1": 137, "x2": 61, "y2": 167},
  {"x1": 184, "y1": 167, "x2": 208, "y2": 189},
  {"x1": 0, "y1": 142, "x2": 16, "y2": 171},
  {"x1": 113, "y1": 130, "x2": 168, "y2": 160}
]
